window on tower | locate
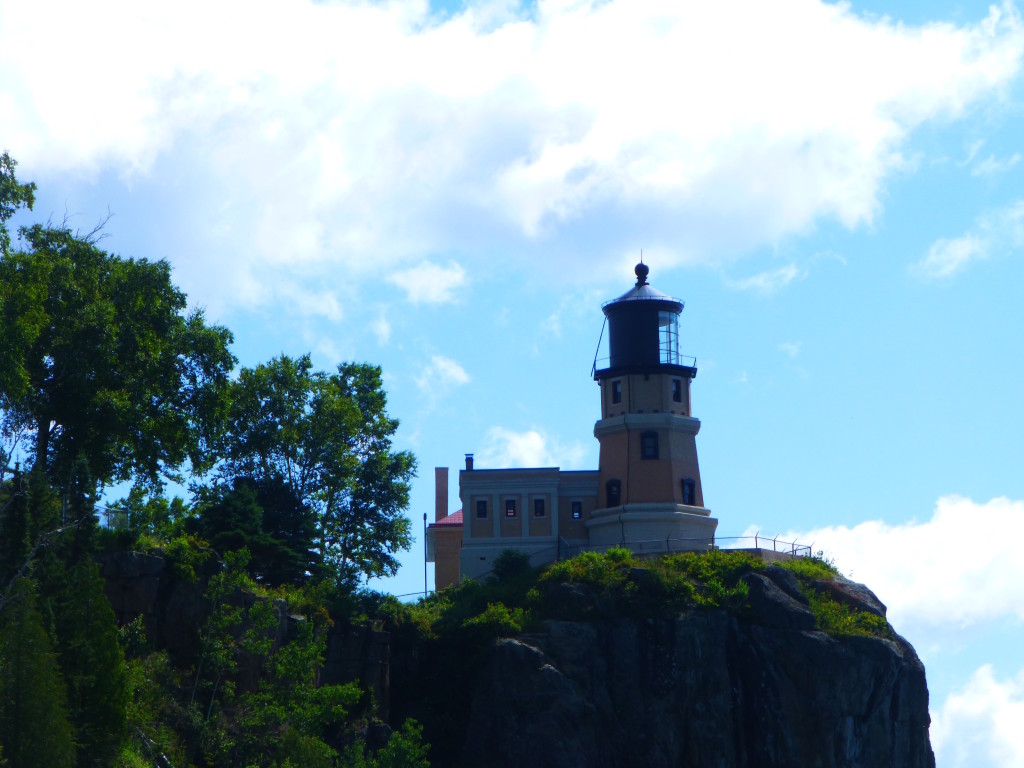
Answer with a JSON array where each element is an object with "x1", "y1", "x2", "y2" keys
[
  {"x1": 659, "y1": 311, "x2": 679, "y2": 364},
  {"x1": 571, "y1": 501, "x2": 582, "y2": 519},
  {"x1": 606, "y1": 479, "x2": 621, "y2": 507},
  {"x1": 682, "y1": 478, "x2": 696, "y2": 505},
  {"x1": 641, "y1": 430, "x2": 659, "y2": 460},
  {"x1": 611, "y1": 380, "x2": 622, "y2": 404},
  {"x1": 672, "y1": 379, "x2": 682, "y2": 403}
]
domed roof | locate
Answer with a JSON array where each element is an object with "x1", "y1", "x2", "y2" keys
[{"x1": 603, "y1": 263, "x2": 683, "y2": 312}]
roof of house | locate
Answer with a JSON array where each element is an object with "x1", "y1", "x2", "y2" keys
[{"x1": 431, "y1": 509, "x2": 463, "y2": 527}]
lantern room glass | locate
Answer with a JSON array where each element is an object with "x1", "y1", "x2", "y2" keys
[{"x1": 658, "y1": 311, "x2": 679, "y2": 364}]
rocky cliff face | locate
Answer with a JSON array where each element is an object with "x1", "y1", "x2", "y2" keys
[
  {"x1": 461, "y1": 568, "x2": 933, "y2": 768},
  {"x1": 99, "y1": 551, "x2": 933, "y2": 767}
]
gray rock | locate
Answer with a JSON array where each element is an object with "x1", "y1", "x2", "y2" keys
[
  {"x1": 462, "y1": 611, "x2": 933, "y2": 768},
  {"x1": 813, "y1": 574, "x2": 888, "y2": 618},
  {"x1": 763, "y1": 564, "x2": 809, "y2": 605},
  {"x1": 743, "y1": 572, "x2": 816, "y2": 631}
]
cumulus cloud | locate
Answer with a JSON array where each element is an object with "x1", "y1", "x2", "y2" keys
[
  {"x1": 476, "y1": 426, "x2": 587, "y2": 469},
  {"x1": 2, "y1": 0, "x2": 1022, "y2": 312},
  {"x1": 389, "y1": 260, "x2": 467, "y2": 305},
  {"x1": 913, "y1": 200, "x2": 1024, "y2": 278},
  {"x1": 931, "y1": 665, "x2": 1024, "y2": 768},
  {"x1": 415, "y1": 354, "x2": 470, "y2": 393},
  {"x1": 728, "y1": 264, "x2": 804, "y2": 294},
  {"x1": 775, "y1": 495, "x2": 1024, "y2": 629}
]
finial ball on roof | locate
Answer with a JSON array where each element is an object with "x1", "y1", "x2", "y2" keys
[{"x1": 634, "y1": 262, "x2": 650, "y2": 285}]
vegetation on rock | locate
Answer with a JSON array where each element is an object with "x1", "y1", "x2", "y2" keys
[{"x1": 0, "y1": 156, "x2": 425, "y2": 767}]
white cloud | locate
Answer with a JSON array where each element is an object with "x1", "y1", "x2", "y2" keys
[
  {"x1": 2, "y1": 0, "x2": 1022, "y2": 312},
  {"x1": 913, "y1": 200, "x2": 1024, "y2": 278},
  {"x1": 914, "y1": 235, "x2": 987, "y2": 279},
  {"x1": 931, "y1": 665, "x2": 1024, "y2": 768},
  {"x1": 371, "y1": 308, "x2": 392, "y2": 345},
  {"x1": 415, "y1": 354, "x2": 470, "y2": 392},
  {"x1": 971, "y1": 152, "x2": 1022, "y2": 176},
  {"x1": 779, "y1": 341, "x2": 802, "y2": 358},
  {"x1": 778, "y1": 495, "x2": 1024, "y2": 630},
  {"x1": 477, "y1": 426, "x2": 587, "y2": 469},
  {"x1": 389, "y1": 261, "x2": 467, "y2": 305},
  {"x1": 728, "y1": 264, "x2": 804, "y2": 294}
]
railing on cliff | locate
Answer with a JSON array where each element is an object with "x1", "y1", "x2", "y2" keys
[{"x1": 404, "y1": 534, "x2": 813, "y2": 597}]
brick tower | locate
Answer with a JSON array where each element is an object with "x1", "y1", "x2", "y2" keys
[{"x1": 588, "y1": 263, "x2": 718, "y2": 549}]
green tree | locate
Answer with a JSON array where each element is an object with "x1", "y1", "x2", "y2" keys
[
  {"x1": 0, "y1": 469, "x2": 30, "y2": 588},
  {"x1": 0, "y1": 152, "x2": 35, "y2": 259},
  {"x1": 0, "y1": 222, "x2": 235, "y2": 502},
  {"x1": 193, "y1": 477, "x2": 321, "y2": 586},
  {"x1": 0, "y1": 579, "x2": 74, "y2": 768},
  {"x1": 35, "y1": 554, "x2": 128, "y2": 765},
  {"x1": 217, "y1": 355, "x2": 415, "y2": 584}
]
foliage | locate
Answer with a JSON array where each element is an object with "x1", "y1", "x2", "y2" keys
[
  {"x1": 191, "y1": 476, "x2": 322, "y2": 586},
  {"x1": 0, "y1": 222, "x2": 236, "y2": 497},
  {"x1": 461, "y1": 602, "x2": 525, "y2": 638},
  {"x1": 0, "y1": 152, "x2": 35, "y2": 258},
  {"x1": 215, "y1": 355, "x2": 416, "y2": 584},
  {"x1": 0, "y1": 468, "x2": 30, "y2": 587},
  {"x1": 340, "y1": 720, "x2": 431, "y2": 768},
  {"x1": 162, "y1": 533, "x2": 214, "y2": 583},
  {"x1": 779, "y1": 554, "x2": 839, "y2": 581},
  {"x1": 491, "y1": 549, "x2": 531, "y2": 581},
  {"x1": 0, "y1": 579, "x2": 75, "y2": 768},
  {"x1": 0, "y1": 156, "x2": 431, "y2": 768},
  {"x1": 35, "y1": 553, "x2": 129, "y2": 765},
  {"x1": 104, "y1": 485, "x2": 190, "y2": 547},
  {"x1": 120, "y1": 650, "x2": 188, "y2": 767},
  {"x1": 235, "y1": 620, "x2": 361, "y2": 765},
  {"x1": 805, "y1": 590, "x2": 891, "y2": 638}
]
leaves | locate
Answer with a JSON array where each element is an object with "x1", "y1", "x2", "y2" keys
[
  {"x1": 216, "y1": 356, "x2": 416, "y2": 584},
  {"x1": 0, "y1": 223, "x2": 236, "y2": 496}
]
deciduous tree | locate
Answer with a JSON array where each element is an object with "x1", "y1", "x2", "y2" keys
[
  {"x1": 0, "y1": 222, "x2": 235, "y2": 501},
  {"x1": 214, "y1": 355, "x2": 415, "y2": 584}
]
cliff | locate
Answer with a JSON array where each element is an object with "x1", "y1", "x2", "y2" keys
[
  {"x1": 390, "y1": 556, "x2": 934, "y2": 768},
  {"x1": 462, "y1": 576, "x2": 932, "y2": 767},
  {"x1": 98, "y1": 547, "x2": 934, "y2": 768}
]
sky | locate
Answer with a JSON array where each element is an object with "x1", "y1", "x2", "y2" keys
[{"x1": 2, "y1": 0, "x2": 1023, "y2": 763}]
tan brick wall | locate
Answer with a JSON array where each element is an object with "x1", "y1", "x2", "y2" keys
[{"x1": 433, "y1": 526, "x2": 463, "y2": 590}]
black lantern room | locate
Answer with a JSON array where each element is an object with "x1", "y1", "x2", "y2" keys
[{"x1": 594, "y1": 263, "x2": 697, "y2": 382}]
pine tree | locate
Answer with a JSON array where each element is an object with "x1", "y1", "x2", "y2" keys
[
  {"x1": 0, "y1": 579, "x2": 74, "y2": 768},
  {"x1": 36, "y1": 552, "x2": 128, "y2": 766}
]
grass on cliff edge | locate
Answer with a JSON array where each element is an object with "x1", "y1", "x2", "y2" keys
[{"x1": 380, "y1": 548, "x2": 888, "y2": 643}]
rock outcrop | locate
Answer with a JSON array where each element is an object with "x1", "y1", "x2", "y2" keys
[{"x1": 461, "y1": 569, "x2": 933, "y2": 768}]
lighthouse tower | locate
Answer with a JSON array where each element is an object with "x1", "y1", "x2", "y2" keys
[{"x1": 587, "y1": 263, "x2": 718, "y2": 549}]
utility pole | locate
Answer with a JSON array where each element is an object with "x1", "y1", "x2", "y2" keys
[{"x1": 423, "y1": 513, "x2": 428, "y2": 599}]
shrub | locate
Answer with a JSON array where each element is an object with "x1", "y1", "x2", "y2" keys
[
  {"x1": 461, "y1": 602, "x2": 526, "y2": 637},
  {"x1": 492, "y1": 549, "x2": 531, "y2": 581},
  {"x1": 780, "y1": 555, "x2": 838, "y2": 581},
  {"x1": 806, "y1": 590, "x2": 889, "y2": 637}
]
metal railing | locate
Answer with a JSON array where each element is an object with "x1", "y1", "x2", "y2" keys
[
  {"x1": 591, "y1": 353, "x2": 697, "y2": 374},
  {"x1": 414, "y1": 533, "x2": 813, "y2": 595}
]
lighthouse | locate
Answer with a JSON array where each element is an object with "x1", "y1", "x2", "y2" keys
[
  {"x1": 428, "y1": 262, "x2": 717, "y2": 587},
  {"x1": 587, "y1": 263, "x2": 718, "y2": 549}
]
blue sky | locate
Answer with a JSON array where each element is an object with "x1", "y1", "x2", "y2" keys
[{"x1": 3, "y1": 0, "x2": 1024, "y2": 763}]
